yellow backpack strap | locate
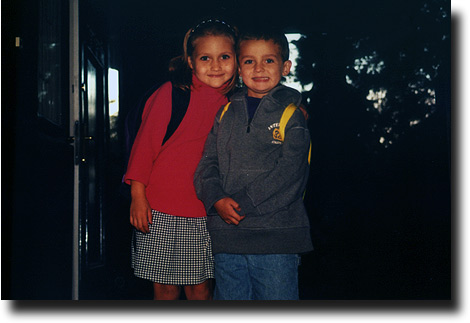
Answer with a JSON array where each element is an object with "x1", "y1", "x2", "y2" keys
[
  {"x1": 219, "y1": 102, "x2": 231, "y2": 121},
  {"x1": 278, "y1": 103, "x2": 298, "y2": 142},
  {"x1": 279, "y1": 103, "x2": 312, "y2": 165},
  {"x1": 308, "y1": 142, "x2": 312, "y2": 165}
]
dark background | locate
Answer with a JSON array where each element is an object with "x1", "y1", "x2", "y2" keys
[
  {"x1": 113, "y1": 0, "x2": 452, "y2": 300},
  {"x1": 2, "y1": 0, "x2": 451, "y2": 300}
]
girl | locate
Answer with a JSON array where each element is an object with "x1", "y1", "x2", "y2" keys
[{"x1": 124, "y1": 19, "x2": 238, "y2": 300}]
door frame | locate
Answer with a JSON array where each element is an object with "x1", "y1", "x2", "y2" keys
[
  {"x1": 70, "y1": 0, "x2": 109, "y2": 299},
  {"x1": 69, "y1": 0, "x2": 80, "y2": 300}
]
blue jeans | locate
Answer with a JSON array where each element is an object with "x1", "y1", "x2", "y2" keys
[{"x1": 213, "y1": 253, "x2": 300, "y2": 300}]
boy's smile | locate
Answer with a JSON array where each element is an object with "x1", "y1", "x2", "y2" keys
[{"x1": 238, "y1": 39, "x2": 291, "y2": 98}]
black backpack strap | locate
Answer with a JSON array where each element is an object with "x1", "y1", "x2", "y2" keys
[
  {"x1": 162, "y1": 85, "x2": 191, "y2": 145},
  {"x1": 120, "y1": 84, "x2": 191, "y2": 201}
]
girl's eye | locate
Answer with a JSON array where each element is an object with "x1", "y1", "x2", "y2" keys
[
  {"x1": 221, "y1": 54, "x2": 231, "y2": 60},
  {"x1": 243, "y1": 59, "x2": 253, "y2": 64},
  {"x1": 200, "y1": 56, "x2": 210, "y2": 61}
]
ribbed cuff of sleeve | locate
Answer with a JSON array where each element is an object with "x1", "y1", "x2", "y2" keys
[
  {"x1": 205, "y1": 192, "x2": 229, "y2": 216},
  {"x1": 230, "y1": 189, "x2": 259, "y2": 216}
]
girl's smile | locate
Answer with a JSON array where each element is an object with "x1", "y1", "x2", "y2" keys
[{"x1": 188, "y1": 35, "x2": 236, "y2": 89}]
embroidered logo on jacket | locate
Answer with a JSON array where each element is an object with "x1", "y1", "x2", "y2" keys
[{"x1": 268, "y1": 123, "x2": 282, "y2": 144}]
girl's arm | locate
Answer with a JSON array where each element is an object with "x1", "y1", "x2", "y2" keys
[
  {"x1": 130, "y1": 180, "x2": 153, "y2": 233},
  {"x1": 124, "y1": 83, "x2": 173, "y2": 186},
  {"x1": 125, "y1": 83, "x2": 173, "y2": 233}
]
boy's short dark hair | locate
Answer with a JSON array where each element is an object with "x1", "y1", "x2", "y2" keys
[{"x1": 236, "y1": 27, "x2": 290, "y2": 62}]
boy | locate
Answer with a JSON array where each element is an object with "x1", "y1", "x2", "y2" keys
[{"x1": 194, "y1": 28, "x2": 313, "y2": 300}]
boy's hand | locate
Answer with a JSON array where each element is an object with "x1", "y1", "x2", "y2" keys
[
  {"x1": 214, "y1": 197, "x2": 245, "y2": 225},
  {"x1": 130, "y1": 180, "x2": 153, "y2": 233}
]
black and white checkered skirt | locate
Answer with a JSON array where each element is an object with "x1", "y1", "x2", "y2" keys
[{"x1": 131, "y1": 210, "x2": 214, "y2": 285}]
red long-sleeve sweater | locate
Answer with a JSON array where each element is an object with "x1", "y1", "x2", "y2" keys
[{"x1": 124, "y1": 75, "x2": 228, "y2": 218}]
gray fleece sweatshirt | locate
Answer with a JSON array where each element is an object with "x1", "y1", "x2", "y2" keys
[{"x1": 194, "y1": 85, "x2": 313, "y2": 254}]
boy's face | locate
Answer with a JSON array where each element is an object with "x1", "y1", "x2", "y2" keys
[{"x1": 238, "y1": 39, "x2": 292, "y2": 98}]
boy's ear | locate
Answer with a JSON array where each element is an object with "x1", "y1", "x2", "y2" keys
[{"x1": 282, "y1": 60, "x2": 292, "y2": 76}]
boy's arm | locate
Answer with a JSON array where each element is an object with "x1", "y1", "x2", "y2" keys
[
  {"x1": 230, "y1": 110, "x2": 311, "y2": 216},
  {"x1": 194, "y1": 111, "x2": 229, "y2": 216}
]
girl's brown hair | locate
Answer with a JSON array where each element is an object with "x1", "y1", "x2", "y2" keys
[{"x1": 169, "y1": 19, "x2": 238, "y2": 95}]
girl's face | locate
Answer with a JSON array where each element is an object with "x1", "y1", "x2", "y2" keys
[{"x1": 188, "y1": 35, "x2": 236, "y2": 89}]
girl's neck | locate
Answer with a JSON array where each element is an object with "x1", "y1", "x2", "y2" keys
[{"x1": 191, "y1": 74, "x2": 229, "y2": 95}]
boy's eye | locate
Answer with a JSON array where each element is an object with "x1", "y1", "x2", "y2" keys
[{"x1": 266, "y1": 58, "x2": 275, "y2": 63}]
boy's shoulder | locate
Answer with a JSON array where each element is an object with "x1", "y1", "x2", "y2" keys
[{"x1": 269, "y1": 84, "x2": 302, "y2": 108}]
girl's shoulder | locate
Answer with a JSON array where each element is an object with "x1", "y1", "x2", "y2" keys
[
  {"x1": 141, "y1": 81, "x2": 173, "y2": 119},
  {"x1": 146, "y1": 82, "x2": 174, "y2": 105},
  {"x1": 151, "y1": 81, "x2": 173, "y2": 99}
]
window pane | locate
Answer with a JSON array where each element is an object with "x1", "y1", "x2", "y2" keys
[{"x1": 108, "y1": 68, "x2": 119, "y2": 141}]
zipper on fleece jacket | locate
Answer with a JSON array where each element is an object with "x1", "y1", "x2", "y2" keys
[{"x1": 245, "y1": 96, "x2": 263, "y2": 133}]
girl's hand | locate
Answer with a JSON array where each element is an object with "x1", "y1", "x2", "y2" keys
[
  {"x1": 214, "y1": 197, "x2": 245, "y2": 225},
  {"x1": 130, "y1": 180, "x2": 152, "y2": 233}
]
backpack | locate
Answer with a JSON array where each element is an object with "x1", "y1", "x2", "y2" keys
[
  {"x1": 120, "y1": 84, "x2": 191, "y2": 200},
  {"x1": 220, "y1": 102, "x2": 312, "y2": 164},
  {"x1": 220, "y1": 101, "x2": 312, "y2": 200}
]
